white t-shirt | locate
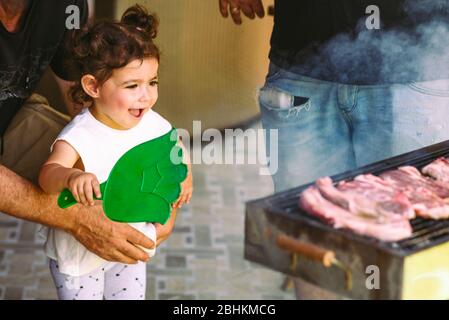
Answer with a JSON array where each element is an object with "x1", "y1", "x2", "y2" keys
[{"x1": 40, "y1": 108, "x2": 172, "y2": 276}]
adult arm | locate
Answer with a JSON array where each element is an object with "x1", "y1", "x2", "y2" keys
[
  {"x1": 0, "y1": 164, "x2": 153, "y2": 263},
  {"x1": 173, "y1": 139, "x2": 193, "y2": 208},
  {"x1": 51, "y1": 0, "x2": 94, "y2": 118},
  {"x1": 218, "y1": 0, "x2": 265, "y2": 25},
  {"x1": 155, "y1": 207, "x2": 177, "y2": 247},
  {"x1": 53, "y1": 72, "x2": 81, "y2": 118}
]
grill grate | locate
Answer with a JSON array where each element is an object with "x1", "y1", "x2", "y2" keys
[
  {"x1": 263, "y1": 193, "x2": 449, "y2": 255},
  {"x1": 397, "y1": 218, "x2": 449, "y2": 251},
  {"x1": 255, "y1": 139, "x2": 449, "y2": 256}
]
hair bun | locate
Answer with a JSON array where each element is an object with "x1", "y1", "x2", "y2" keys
[{"x1": 121, "y1": 4, "x2": 158, "y2": 39}]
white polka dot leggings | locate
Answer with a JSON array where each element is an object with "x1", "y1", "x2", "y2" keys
[{"x1": 49, "y1": 259, "x2": 146, "y2": 300}]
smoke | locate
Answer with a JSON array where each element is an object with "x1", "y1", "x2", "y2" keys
[
  {"x1": 402, "y1": 0, "x2": 449, "y2": 17},
  {"x1": 299, "y1": 0, "x2": 449, "y2": 84}
]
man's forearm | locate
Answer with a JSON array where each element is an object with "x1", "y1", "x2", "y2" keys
[
  {"x1": 0, "y1": 164, "x2": 76, "y2": 231},
  {"x1": 1, "y1": 165, "x2": 154, "y2": 263},
  {"x1": 53, "y1": 72, "x2": 79, "y2": 118}
]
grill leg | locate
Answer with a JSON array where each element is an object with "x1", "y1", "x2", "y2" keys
[
  {"x1": 280, "y1": 276, "x2": 294, "y2": 291},
  {"x1": 293, "y1": 278, "x2": 340, "y2": 300}
]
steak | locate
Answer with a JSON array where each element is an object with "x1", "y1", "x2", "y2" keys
[
  {"x1": 380, "y1": 166, "x2": 449, "y2": 219},
  {"x1": 316, "y1": 176, "x2": 414, "y2": 222},
  {"x1": 299, "y1": 186, "x2": 413, "y2": 242},
  {"x1": 381, "y1": 166, "x2": 449, "y2": 199},
  {"x1": 422, "y1": 157, "x2": 449, "y2": 183},
  {"x1": 299, "y1": 162, "x2": 449, "y2": 242}
]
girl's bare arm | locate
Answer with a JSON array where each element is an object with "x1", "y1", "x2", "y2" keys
[{"x1": 38, "y1": 140, "x2": 82, "y2": 194}]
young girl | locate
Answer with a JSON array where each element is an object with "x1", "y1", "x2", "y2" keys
[{"x1": 38, "y1": 5, "x2": 192, "y2": 300}]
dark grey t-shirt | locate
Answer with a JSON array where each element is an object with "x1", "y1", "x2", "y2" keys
[
  {"x1": 270, "y1": 0, "x2": 449, "y2": 84},
  {"x1": 0, "y1": 0, "x2": 87, "y2": 136}
]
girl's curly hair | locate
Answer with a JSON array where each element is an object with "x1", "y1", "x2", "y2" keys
[{"x1": 68, "y1": 4, "x2": 160, "y2": 108}]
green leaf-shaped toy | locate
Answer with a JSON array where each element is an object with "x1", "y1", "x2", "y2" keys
[{"x1": 57, "y1": 128, "x2": 188, "y2": 224}]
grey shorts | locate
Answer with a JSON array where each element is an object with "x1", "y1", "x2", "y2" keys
[{"x1": 0, "y1": 93, "x2": 70, "y2": 184}]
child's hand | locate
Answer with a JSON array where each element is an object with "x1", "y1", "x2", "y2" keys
[
  {"x1": 67, "y1": 170, "x2": 102, "y2": 206},
  {"x1": 173, "y1": 169, "x2": 193, "y2": 209}
]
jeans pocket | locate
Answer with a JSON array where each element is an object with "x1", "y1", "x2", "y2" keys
[
  {"x1": 258, "y1": 86, "x2": 311, "y2": 123},
  {"x1": 407, "y1": 79, "x2": 449, "y2": 97}
]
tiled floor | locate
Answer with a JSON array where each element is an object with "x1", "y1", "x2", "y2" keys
[{"x1": 0, "y1": 122, "x2": 295, "y2": 300}]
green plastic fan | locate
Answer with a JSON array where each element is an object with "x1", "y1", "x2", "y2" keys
[{"x1": 57, "y1": 128, "x2": 188, "y2": 225}]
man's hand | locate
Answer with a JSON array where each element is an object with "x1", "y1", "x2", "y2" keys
[
  {"x1": 0, "y1": 165, "x2": 154, "y2": 264},
  {"x1": 68, "y1": 203, "x2": 154, "y2": 264},
  {"x1": 154, "y1": 208, "x2": 178, "y2": 247},
  {"x1": 219, "y1": 0, "x2": 265, "y2": 25},
  {"x1": 174, "y1": 139, "x2": 193, "y2": 209},
  {"x1": 173, "y1": 169, "x2": 193, "y2": 209}
]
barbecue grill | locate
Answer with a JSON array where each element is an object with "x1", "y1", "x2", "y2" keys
[{"x1": 245, "y1": 141, "x2": 449, "y2": 299}]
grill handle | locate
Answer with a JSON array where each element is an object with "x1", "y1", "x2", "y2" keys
[{"x1": 276, "y1": 234, "x2": 336, "y2": 267}]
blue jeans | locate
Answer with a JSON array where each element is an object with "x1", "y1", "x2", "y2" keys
[{"x1": 259, "y1": 63, "x2": 449, "y2": 193}]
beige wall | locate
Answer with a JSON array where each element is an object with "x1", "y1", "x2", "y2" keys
[{"x1": 115, "y1": 0, "x2": 274, "y2": 136}]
